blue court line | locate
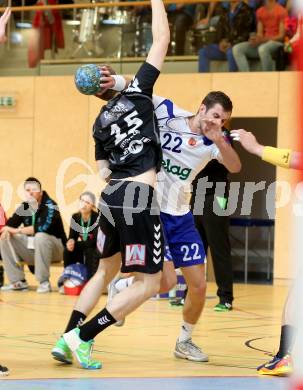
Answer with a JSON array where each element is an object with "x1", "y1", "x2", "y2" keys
[{"x1": 0, "y1": 377, "x2": 288, "y2": 390}]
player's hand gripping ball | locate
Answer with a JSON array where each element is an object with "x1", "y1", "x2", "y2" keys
[{"x1": 75, "y1": 64, "x2": 102, "y2": 95}]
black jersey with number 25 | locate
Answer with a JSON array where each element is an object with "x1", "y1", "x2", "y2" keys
[{"x1": 93, "y1": 62, "x2": 163, "y2": 179}]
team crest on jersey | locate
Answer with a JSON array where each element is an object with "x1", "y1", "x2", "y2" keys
[
  {"x1": 125, "y1": 244, "x2": 146, "y2": 266},
  {"x1": 188, "y1": 137, "x2": 198, "y2": 147},
  {"x1": 128, "y1": 139, "x2": 144, "y2": 155},
  {"x1": 125, "y1": 77, "x2": 142, "y2": 93}
]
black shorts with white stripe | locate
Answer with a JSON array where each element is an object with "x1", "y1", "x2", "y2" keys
[{"x1": 97, "y1": 180, "x2": 164, "y2": 274}]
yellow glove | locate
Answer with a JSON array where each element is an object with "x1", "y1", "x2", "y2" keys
[{"x1": 262, "y1": 146, "x2": 292, "y2": 168}]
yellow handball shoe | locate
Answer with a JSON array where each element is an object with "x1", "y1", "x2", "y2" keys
[{"x1": 257, "y1": 354, "x2": 293, "y2": 376}]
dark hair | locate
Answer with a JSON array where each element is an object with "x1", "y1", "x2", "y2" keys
[
  {"x1": 202, "y1": 91, "x2": 233, "y2": 113},
  {"x1": 80, "y1": 191, "x2": 96, "y2": 206},
  {"x1": 24, "y1": 177, "x2": 42, "y2": 190}
]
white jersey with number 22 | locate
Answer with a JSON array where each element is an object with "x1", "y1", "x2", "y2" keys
[{"x1": 153, "y1": 95, "x2": 221, "y2": 216}]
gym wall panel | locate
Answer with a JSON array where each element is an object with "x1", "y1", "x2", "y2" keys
[
  {"x1": 88, "y1": 95, "x2": 101, "y2": 169},
  {"x1": 274, "y1": 72, "x2": 298, "y2": 283},
  {"x1": 33, "y1": 76, "x2": 90, "y2": 223},
  {"x1": 155, "y1": 74, "x2": 212, "y2": 113},
  {"x1": 211, "y1": 72, "x2": 279, "y2": 118},
  {"x1": 0, "y1": 77, "x2": 34, "y2": 118},
  {"x1": 277, "y1": 72, "x2": 298, "y2": 149},
  {"x1": 0, "y1": 118, "x2": 33, "y2": 215}
]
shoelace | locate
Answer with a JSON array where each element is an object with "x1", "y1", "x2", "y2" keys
[
  {"x1": 264, "y1": 357, "x2": 278, "y2": 367},
  {"x1": 258, "y1": 356, "x2": 279, "y2": 370},
  {"x1": 88, "y1": 340, "x2": 94, "y2": 360},
  {"x1": 186, "y1": 339, "x2": 202, "y2": 353}
]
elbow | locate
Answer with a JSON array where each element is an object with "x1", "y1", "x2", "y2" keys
[
  {"x1": 158, "y1": 34, "x2": 170, "y2": 50},
  {"x1": 164, "y1": 30, "x2": 171, "y2": 46},
  {"x1": 158, "y1": 25, "x2": 171, "y2": 47},
  {"x1": 99, "y1": 168, "x2": 112, "y2": 182}
]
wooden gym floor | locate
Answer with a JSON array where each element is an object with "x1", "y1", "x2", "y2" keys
[{"x1": 0, "y1": 269, "x2": 289, "y2": 389}]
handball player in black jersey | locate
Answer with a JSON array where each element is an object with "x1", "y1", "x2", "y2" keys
[{"x1": 51, "y1": 0, "x2": 170, "y2": 369}]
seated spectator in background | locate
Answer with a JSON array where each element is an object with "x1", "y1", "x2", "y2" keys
[
  {"x1": 232, "y1": 0, "x2": 287, "y2": 71},
  {"x1": 285, "y1": 13, "x2": 302, "y2": 67},
  {"x1": 0, "y1": 202, "x2": 6, "y2": 232},
  {"x1": 63, "y1": 192, "x2": 99, "y2": 282},
  {"x1": 58, "y1": 0, "x2": 75, "y2": 20},
  {"x1": 28, "y1": 0, "x2": 65, "y2": 68},
  {"x1": 248, "y1": 0, "x2": 287, "y2": 9},
  {"x1": 198, "y1": 0, "x2": 254, "y2": 72},
  {"x1": 0, "y1": 177, "x2": 66, "y2": 293},
  {"x1": 167, "y1": 3, "x2": 196, "y2": 55},
  {"x1": 196, "y1": 1, "x2": 222, "y2": 29}
]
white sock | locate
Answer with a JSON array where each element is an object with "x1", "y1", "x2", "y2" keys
[
  {"x1": 178, "y1": 321, "x2": 195, "y2": 342},
  {"x1": 115, "y1": 276, "x2": 134, "y2": 292}
]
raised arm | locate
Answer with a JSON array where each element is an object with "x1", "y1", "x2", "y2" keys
[{"x1": 146, "y1": 0, "x2": 170, "y2": 71}]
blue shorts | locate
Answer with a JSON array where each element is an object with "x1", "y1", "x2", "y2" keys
[{"x1": 160, "y1": 211, "x2": 206, "y2": 268}]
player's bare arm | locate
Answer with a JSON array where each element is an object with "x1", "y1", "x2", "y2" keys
[
  {"x1": 230, "y1": 129, "x2": 302, "y2": 170},
  {"x1": 203, "y1": 120, "x2": 241, "y2": 173},
  {"x1": 146, "y1": 0, "x2": 170, "y2": 71},
  {"x1": 97, "y1": 159, "x2": 112, "y2": 182}
]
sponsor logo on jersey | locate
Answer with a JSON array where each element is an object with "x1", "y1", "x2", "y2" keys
[
  {"x1": 100, "y1": 96, "x2": 134, "y2": 126},
  {"x1": 188, "y1": 137, "x2": 198, "y2": 147},
  {"x1": 125, "y1": 77, "x2": 142, "y2": 93},
  {"x1": 128, "y1": 139, "x2": 144, "y2": 155},
  {"x1": 161, "y1": 159, "x2": 192, "y2": 181},
  {"x1": 120, "y1": 137, "x2": 150, "y2": 161},
  {"x1": 125, "y1": 244, "x2": 146, "y2": 266}
]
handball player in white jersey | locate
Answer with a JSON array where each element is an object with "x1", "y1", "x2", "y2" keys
[{"x1": 112, "y1": 91, "x2": 241, "y2": 361}]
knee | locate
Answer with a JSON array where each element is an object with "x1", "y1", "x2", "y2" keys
[
  {"x1": 159, "y1": 271, "x2": 177, "y2": 293},
  {"x1": 95, "y1": 263, "x2": 107, "y2": 280},
  {"x1": 144, "y1": 272, "x2": 162, "y2": 298},
  {"x1": 188, "y1": 280, "x2": 207, "y2": 298},
  {"x1": 226, "y1": 47, "x2": 233, "y2": 60},
  {"x1": 34, "y1": 232, "x2": 49, "y2": 244},
  {"x1": 199, "y1": 47, "x2": 208, "y2": 58},
  {"x1": 0, "y1": 238, "x2": 7, "y2": 249},
  {"x1": 232, "y1": 42, "x2": 245, "y2": 57},
  {"x1": 258, "y1": 44, "x2": 268, "y2": 58}
]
